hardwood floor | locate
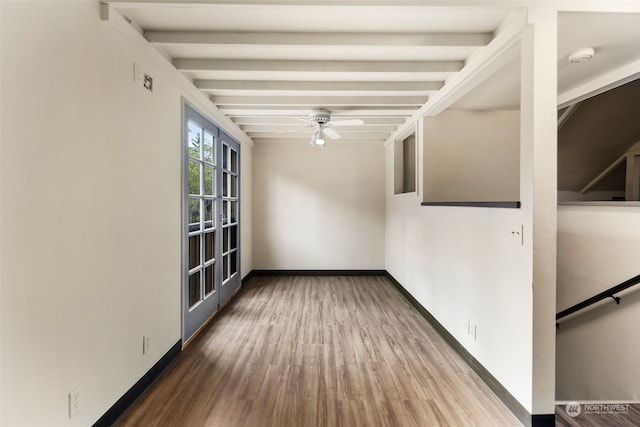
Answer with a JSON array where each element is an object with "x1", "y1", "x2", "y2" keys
[{"x1": 116, "y1": 276, "x2": 521, "y2": 427}]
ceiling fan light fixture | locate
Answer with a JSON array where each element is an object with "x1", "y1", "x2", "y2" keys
[
  {"x1": 310, "y1": 127, "x2": 326, "y2": 147},
  {"x1": 568, "y1": 47, "x2": 595, "y2": 63}
]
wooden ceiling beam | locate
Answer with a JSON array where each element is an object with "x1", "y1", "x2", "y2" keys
[
  {"x1": 212, "y1": 95, "x2": 428, "y2": 106},
  {"x1": 232, "y1": 116, "x2": 406, "y2": 125},
  {"x1": 240, "y1": 124, "x2": 397, "y2": 132},
  {"x1": 174, "y1": 58, "x2": 463, "y2": 73},
  {"x1": 195, "y1": 80, "x2": 443, "y2": 93},
  {"x1": 219, "y1": 107, "x2": 416, "y2": 116},
  {"x1": 146, "y1": 31, "x2": 491, "y2": 47},
  {"x1": 247, "y1": 131, "x2": 391, "y2": 138}
]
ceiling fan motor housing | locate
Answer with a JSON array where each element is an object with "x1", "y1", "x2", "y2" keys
[{"x1": 309, "y1": 108, "x2": 331, "y2": 125}]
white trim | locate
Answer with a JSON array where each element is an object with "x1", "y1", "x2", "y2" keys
[
  {"x1": 557, "y1": 102, "x2": 580, "y2": 129},
  {"x1": 557, "y1": 59, "x2": 640, "y2": 109},
  {"x1": 558, "y1": 202, "x2": 640, "y2": 208},
  {"x1": 392, "y1": 191, "x2": 418, "y2": 199},
  {"x1": 395, "y1": 121, "x2": 417, "y2": 142},
  {"x1": 106, "y1": 0, "x2": 640, "y2": 11},
  {"x1": 579, "y1": 154, "x2": 626, "y2": 194}
]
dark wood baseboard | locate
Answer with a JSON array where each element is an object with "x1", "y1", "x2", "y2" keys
[
  {"x1": 93, "y1": 340, "x2": 181, "y2": 427},
  {"x1": 242, "y1": 270, "x2": 255, "y2": 284},
  {"x1": 532, "y1": 414, "x2": 556, "y2": 426},
  {"x1": 251, "y1": 269, "x2": 387, "y2": 277},
  {"x1": 384, "y1": 272, "x2": 552, "y2": 427}
]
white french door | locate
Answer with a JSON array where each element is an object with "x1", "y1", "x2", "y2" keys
[{"x1": 183, "y1": 103, "x2": 241, "y2": 343}]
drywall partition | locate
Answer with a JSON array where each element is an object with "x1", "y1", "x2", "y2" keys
[
  {"x1": 253, "y1": 142, "x2": 385, "y2": 270},
  {"x1": 386, "y1": 11, "x2": 559, "y2": 419},
  {"x1": 386, "y1": 145, "x2": 533, "y2": 411},
  {"x1": 556, "y1": 205, "x2": 640, "y2": 400},
  {"x1": 0, "y1": 2, "x2": 252, "y2": 426},
  {"x1": 521, "y1": 10, "x2": 558, "y2": 416},
  {"x1": 422, "y1": 109, "x2": 520, "y2": 203},
  {"x1": 0, "y1": 0, "x2": 3, "y2": 422}
]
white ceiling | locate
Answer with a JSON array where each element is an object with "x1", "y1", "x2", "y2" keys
[
  {"x1": 109, "y1": 2, "x2": 640, "y2": 145},
  {"x1": 454, "y1": 11, "x2": 640, "y2": 111},
  {"x1": 558, "y1": 12, "x2": 640, "y2": 94}
]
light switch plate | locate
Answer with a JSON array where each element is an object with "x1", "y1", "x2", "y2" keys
[{"x1": 509, "y1": 224, "x2": 523, "y2": 246}]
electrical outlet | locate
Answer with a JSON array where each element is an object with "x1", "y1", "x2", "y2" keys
[
  {"x1": 143, "y1": 335, "x2": 150, "y2": 354},
  {"x1": 69, "y1": 388, "x2": 80, "y2": 418}
]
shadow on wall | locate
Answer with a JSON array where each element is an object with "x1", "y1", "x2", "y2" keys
[
  {"x1": 556, "y1": 282, "x2": 640, "y2": 401},
  {"x1": 558, "y1": 78, "x2": 640, "y2": 202}
]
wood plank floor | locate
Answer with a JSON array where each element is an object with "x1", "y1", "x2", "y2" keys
[{"x1": 116, "y1": 276, "x2": 521, "y2": 427}]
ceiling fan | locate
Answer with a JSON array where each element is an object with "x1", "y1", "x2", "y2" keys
[{"x1": 280, "y1": 108, "x2": 364, "y2": 146}]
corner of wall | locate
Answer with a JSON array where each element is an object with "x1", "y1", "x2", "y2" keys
[
  {"x1": 241, "y1": 141, "x2": 253, "y2": 277},
  {"x1": 0, "y1": 0, "x2": 4, "y2": 421}
]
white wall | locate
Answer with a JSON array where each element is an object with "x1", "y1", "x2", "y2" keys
[
  {"x1": 385, "y1": 139, "x2": 533, "y2": 410},
  {"x1": 0, "y1": 2, "x2": 252, "y2": 425},
  {"x1": 0, "y1": 0, "x2": 3, "y2": 421},
  {"x1": 556, "y1": 205, "x2": 640, "y2": 400},
  {"x1": 423, "y1": 110, "x2": 520, "y2": 202},
  {"x1": 253, "y1": 142, "x2": 385, "y2": 270}
]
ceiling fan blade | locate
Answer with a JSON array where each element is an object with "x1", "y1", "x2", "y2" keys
[
  {"x1": 330, "y1": 119, "x2": 364, "y2": 126},
  {"x1": 276, "y1": 125, "x2": 313, "y2": 134},
  {"x1": 324, "y1": 127, "x2": 341, "y2": 140}
]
